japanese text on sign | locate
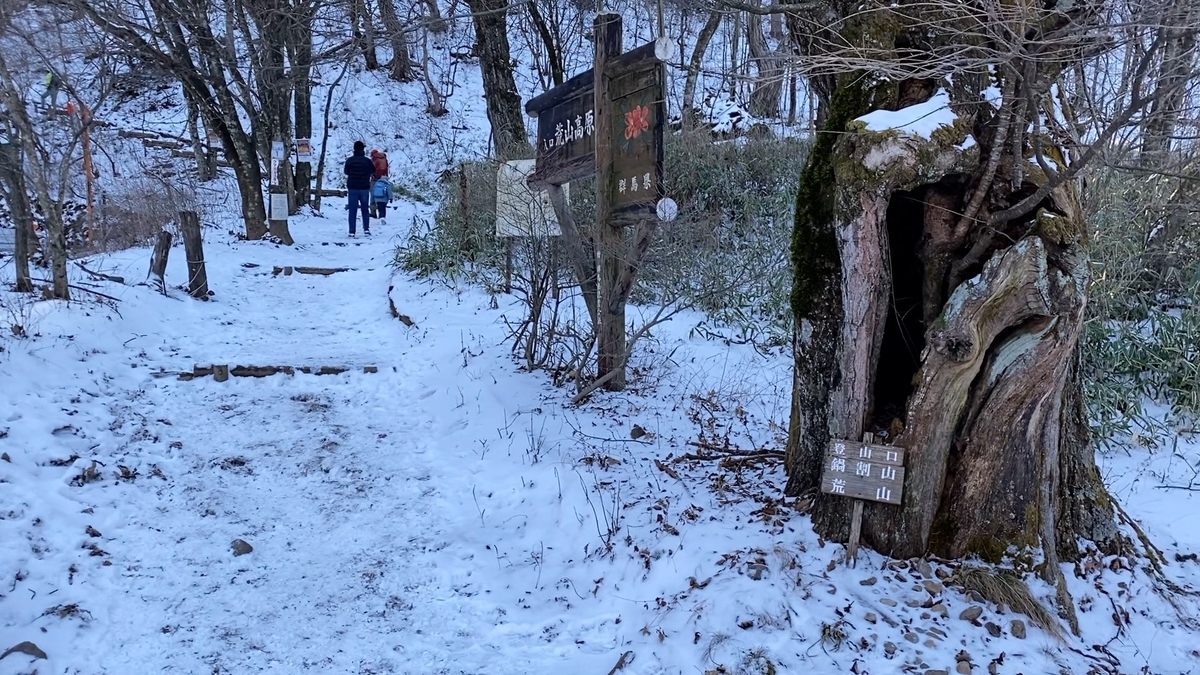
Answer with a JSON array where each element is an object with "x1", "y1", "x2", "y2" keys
[
  {"x1": 819, "y1": 438, "x2": 906, "y2": 505},
  {"x1": 541, "y1": 110, "x2": 596, "y2": 152}
]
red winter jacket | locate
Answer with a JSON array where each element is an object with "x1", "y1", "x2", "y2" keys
[{"x1": 370, "y1": 149, "x2": 389, "y2": 179}]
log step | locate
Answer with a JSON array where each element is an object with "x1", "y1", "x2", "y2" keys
[
  {"x1": 272, "y1": 266, "x2": 351, "y2": 276},
  {"x1": 179, "y1": 364, "x2": 381, "y2": 380},
  {"x1": 144, "y1": 139, "x2": 186, "y2": 150}
]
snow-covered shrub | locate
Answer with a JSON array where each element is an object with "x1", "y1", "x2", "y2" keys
[
  {"x1": 394, "y1": 160, "x2": 506, "y2": 284},
  {"x1": 637, "y1": 133, "x2": 810, "y2": 349},
  {"x1": 1084, "y1": 165, "x2": 1200, "y2": 444},
  {"x1": 91, "y1": 176, "x2": 198, "y2": 253}
]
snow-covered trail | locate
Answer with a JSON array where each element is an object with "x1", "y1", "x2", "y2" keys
[
  {"x1": 6, "y1": 203, "x2": 1200, "y2": 675},
  {"x1": 2, "y1": 206, "x2": 627, "y2": 674}
]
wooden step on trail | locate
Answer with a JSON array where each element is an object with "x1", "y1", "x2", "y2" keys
[
  {"x1": 271, "y1": 266, "x2": 353, "y2": 276},
  {"x1": 179, "y1": 364, "x2": 382, "y2": 381}
]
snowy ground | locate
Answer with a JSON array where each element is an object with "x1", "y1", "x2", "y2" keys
[{"x1": 2, "y1": 204, "x2": 1199, "y2": 675}]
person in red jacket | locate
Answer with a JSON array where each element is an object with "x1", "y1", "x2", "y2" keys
[{"x1": 369, "y1": 149, "x2": 389, "y2": 217}]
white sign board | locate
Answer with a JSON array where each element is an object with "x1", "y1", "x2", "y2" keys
[
  {"x1": 271, "y1": 141, "x2": 286, "y2": 161},
  {"x1": 296, "y1": 138, "x2": 312, "y2": 162},
  {"x1": 269, "y1": 193, "x2": 289, "y2": 221},
  {"x1": 496, "y1": 159, "x2": 563, "y2": 237}
]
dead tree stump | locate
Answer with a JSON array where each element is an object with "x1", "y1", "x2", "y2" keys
[
  {"x1": 178, "y1": 211, "x2": 209, "y2": 299},
  {"x1": 147, "y1": 230, "x2": 172, "y2": 294}
]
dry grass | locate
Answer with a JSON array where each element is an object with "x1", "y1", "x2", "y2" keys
[{"x1": 949, "y1": 565, "x2": 1066, "y2": 641}]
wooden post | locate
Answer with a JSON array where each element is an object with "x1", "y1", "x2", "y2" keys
[
  {"x1": 147, "y1": 230, "x2": 172, "y2": 294},
  {"x1": 178, "y1": 211, "x2": 209, "y2": 299},
  {"x1": 594, "y1": 13, "x2": 625, "y2": 391},
  {"x1": 81, "y1": 102, "x2": 95, "y2": 247},
  {"x1": 846, "y1": 431, "x2": 876, "y2": 567},
  {"x1": 504, "y1": 238, "x2": 513, "y2": 293},
  {"x1": 213, "y1": 364, "x2": 230, "y2": 382},
  {"x1": 459, "y1": 165, "x2": 470, "y2": 254}
]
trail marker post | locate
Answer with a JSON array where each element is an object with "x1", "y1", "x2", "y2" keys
[{"x1": 524, "y1": 13, "x2": 676, "y2": 391}]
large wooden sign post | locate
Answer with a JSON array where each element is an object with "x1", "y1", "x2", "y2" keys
[
  {"x1": 525, "y1": 13, "x2": 675, "y2": 392},
  {"x1": 820, "y1": 433, "x2": 906, "y2": 566}
]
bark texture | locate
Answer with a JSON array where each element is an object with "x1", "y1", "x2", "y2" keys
[
  {"x1": 786, "y1": 73, "x2": 1121, "y2": 565},
  {"x1": 465, "y1": 0, "x2": 531, "y2": 160}
]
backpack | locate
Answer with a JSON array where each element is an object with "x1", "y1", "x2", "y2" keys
[
  {"x1": 372, "y1": 178, "x2": 391, "y2": 201},
  {"x1": 372, "y1": 152, "x2": 388, "y2": 179}
]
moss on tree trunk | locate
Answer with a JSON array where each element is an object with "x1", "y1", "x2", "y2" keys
[{"x1": 786, "y1": 73, "x2": 1123, "y2": 569}]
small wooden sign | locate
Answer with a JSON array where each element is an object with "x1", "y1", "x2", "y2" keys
[{"x1": 820, "y1": 439, "x2": 905, "y2": 505}]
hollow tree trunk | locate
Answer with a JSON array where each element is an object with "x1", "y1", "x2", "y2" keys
[{"x1": 785, "y1": 74, "x2": 1121, "y2": 569}]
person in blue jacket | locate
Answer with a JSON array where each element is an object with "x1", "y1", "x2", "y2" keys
[
  {"x1": 343, "y1": 140, "x2": 374, "y2": 236},
  {"x1": 371, "y1": 176, "x2": 393, "y2": 226}
]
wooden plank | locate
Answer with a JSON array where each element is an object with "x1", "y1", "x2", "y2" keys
[
  {"x1": 609, "y1": 67, "x2": 659, "y2": 100},
  {"x1": 609, "y1": 69, "x2": 664, "y2": 215},
  {"x1": 530, "y1": 91, "x2": 596, "y2": 186},
  {"x1": 525, "y1": 68, "x2": 594, "y2": 116},
  {"x1": 524, "y1": 42, "x2": 660, "y2": 117},
  {"x1": 847, "y1": 499, "x2": 865, "y2": 562},
  {"x1": 604, "y1": 41, "x2": 657, "y2": 79}
]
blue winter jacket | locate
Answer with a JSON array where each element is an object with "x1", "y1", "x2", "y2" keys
[{"x1": 344, "y1": 150, "x2": 374, "y2": 190}]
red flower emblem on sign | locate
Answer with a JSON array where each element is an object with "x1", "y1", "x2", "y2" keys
[{"x1": 624, "y1": 104, "x2": 650, "y2": 140}]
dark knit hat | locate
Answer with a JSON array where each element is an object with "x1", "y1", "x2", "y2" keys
[{"x1": 353, "y1": 140, "x2": 365, "y2": 153}]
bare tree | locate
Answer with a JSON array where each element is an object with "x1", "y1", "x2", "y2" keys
[
  {"x1": 464, "y1": 0, "x2": 531, "y2": 159},
  {"x1": 0, "y1": 4, "x2": 116, "y2": 299},
  {"x1": 746, "y1": 7, "x2": 783, "y2": 119},
  {"x1": 376, "y1": 0, "x2": 415, "y2": 82},
  {"x1": 682, "y1": 10, "x2": 722, "y2": 132},
  {"x1": 0, "y1": 119, "x2": 35, "y2": 292},
  {"x1": 68, "y1": 0, "x2": 320, "y2": 242}
]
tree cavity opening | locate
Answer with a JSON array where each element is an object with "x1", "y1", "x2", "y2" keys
[{"x1": 871, "y1": 187, "x2": 930, "y2": 433}]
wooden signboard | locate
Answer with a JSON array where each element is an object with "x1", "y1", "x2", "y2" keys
[
  {"x1": 821, "y1": 434, "x2": 905, "y2": 567},
  {"x1": 525, "y1": 36, "x2": 666, "y2": 207},
  {"x1": 820, "y1": 438, "x2": 905, "y2": 505},
  {"x1": 526, "y1": 70, "x2": 596, "y2": 187},
  {"x1": 608, "y1": 62, "x2": 664, "y2": 214}
]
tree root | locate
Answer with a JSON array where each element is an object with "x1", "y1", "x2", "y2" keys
[
  {"x1": 1112, "y1": 499, "x2": 1168, "y2": 576},
  {"x1": 1111, "y1": 499, "x2": 1200, "y2": 628}
]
